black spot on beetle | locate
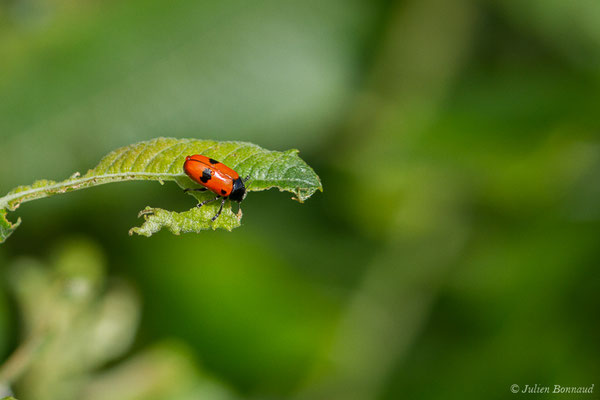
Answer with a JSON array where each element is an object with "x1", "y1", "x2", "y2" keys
[
  {"x1": 209, "y1": 158, "x2": 219, "y2": 164},
  {"x1": 200, "y1": 168, "x2": 212, "y2": 183},
  {"x1": 221, "y1": 189, "x2": 227, "y2": 195}
]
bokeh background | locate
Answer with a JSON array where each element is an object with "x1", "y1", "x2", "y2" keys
[{"x1": 1, "y1": 0, "x2": 600, "y2": 399}]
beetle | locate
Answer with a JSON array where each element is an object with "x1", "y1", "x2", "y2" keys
[{"x1": 183, "y1": 154, "x2": 248, "y2": 221}]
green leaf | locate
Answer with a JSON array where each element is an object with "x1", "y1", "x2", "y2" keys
[
  {"x1": 0, "y1": 209, "x2": 21, "y2": 243},
  {"x1": 0, "y1": 138, "x2": 322, "y2": 243}
]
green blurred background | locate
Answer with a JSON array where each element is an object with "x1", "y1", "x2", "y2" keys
[{"x1": 1, "y1": 0, "x2": 600, "y2": 399}]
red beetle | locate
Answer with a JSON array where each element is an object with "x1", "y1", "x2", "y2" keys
[{"x1": 183, "y1": 155, "x2": 248, "y2": 221}]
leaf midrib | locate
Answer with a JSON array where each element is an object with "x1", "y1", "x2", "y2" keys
[
  {"x1": 0, "y1": 172, "x2": 320, "y2": 210},
  {"x1": 0, "y1": 171, "x2": 183, "y2": 210}
]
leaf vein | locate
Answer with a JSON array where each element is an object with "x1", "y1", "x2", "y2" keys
[
  {"x1": 143, "y1": 141, "x2": 180, "y2": 171},
  {"x1": 232, "y1": 148, "x2": 261, "y2": 171},
  {"x1": 129, "y1": 141, "x2": 151, "y2": 170}
]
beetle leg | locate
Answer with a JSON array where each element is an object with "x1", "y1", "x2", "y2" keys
[
  {"x1": 184, "y1": 187, "x2": 207, "y2": 192},
  {"x1": 197, "y1": 196, "x2": 220, "y2": 208},
  {"x1": 211, "y1": 197, "x2": 226, "y2": 221}
]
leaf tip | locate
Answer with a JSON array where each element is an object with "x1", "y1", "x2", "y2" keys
[
  {"x1": 137, "y1": 207, "x2": 155, "y2": 217},
  {"x1": 128, "y1": 226, "x2": 152, "y2": 237},
  {"x1": 0, "y1": 209, "x2": 21, "y2": 244}
]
